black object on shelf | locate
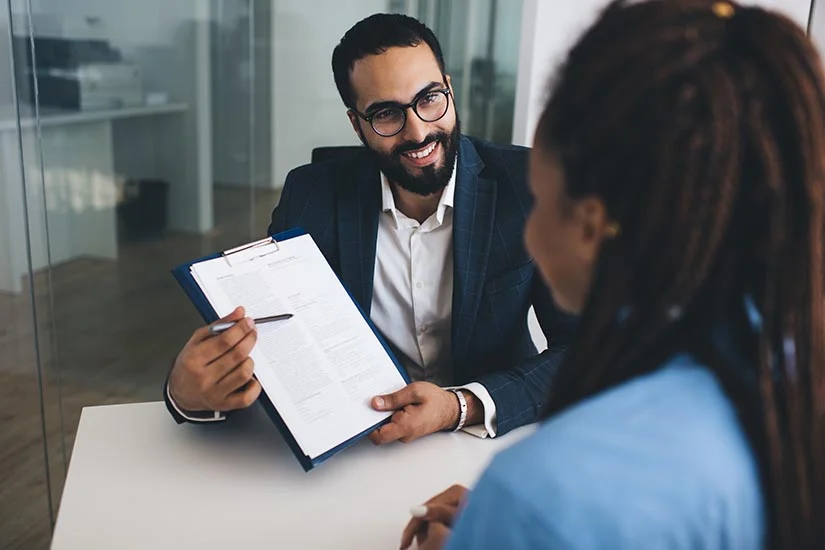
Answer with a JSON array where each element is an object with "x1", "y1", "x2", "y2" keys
[{"x1": 116, "y1": 179, "x2": 169, "y2": 242}]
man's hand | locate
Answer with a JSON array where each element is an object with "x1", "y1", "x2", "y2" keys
[
  {"x1": 168, "y1": 306, "x2": 262, "y2": 413},
  {"x1": 400, "y1": 484, "x2": 468, "y2": 550},
  {"x1": 369, "y1": 382, "x2": 483, "y2": 444}
]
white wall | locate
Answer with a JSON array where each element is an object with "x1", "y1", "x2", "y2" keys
[
  {"x1": 513, "y1": 0, "x2": 813, "y2": 147},
  {"x1": 270, "y1": 0, "x2": 388, "y2": 188},
  {"x1": 512, "y1": 0, "x2": 605, "y2": 147},
  {"x1": 755, "y1": 0, "x2": 812, "y2": 27}
]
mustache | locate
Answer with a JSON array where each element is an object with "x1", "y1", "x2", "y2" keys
[{"x1": 392, "y1": 133, "x2": 448, "y2": 156}]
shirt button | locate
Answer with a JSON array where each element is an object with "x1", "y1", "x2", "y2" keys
[
  {"x1": 420, "y1": 325, "x2": 428, "y2": 334},
  {"x1": 416, "y1": 282, "x2": 423, "y2": 289}
]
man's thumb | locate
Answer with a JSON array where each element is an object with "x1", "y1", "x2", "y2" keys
[{"x1": 372, "y1": 385, "x2": 415, "y2": 411}]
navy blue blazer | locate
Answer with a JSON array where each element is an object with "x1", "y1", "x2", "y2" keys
[{"x1": 267, "y1": 136, "x2": 576, "y2": 435}]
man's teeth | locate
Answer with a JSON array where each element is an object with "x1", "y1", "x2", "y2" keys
[{"x1": 405, "y1": 142, "x2": 437, "y2": 159}]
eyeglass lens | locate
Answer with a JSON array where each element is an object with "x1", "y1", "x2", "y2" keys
[{"x1": 371, "y1": 90, "x2": 449, "y2": 136}]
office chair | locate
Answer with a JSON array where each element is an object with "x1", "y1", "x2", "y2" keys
[{"x1": 310, "y1": 145, "x2": 365, "y2": 163}]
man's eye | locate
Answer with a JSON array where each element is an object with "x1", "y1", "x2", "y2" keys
[
  {"x1": 373, "y1": 108, "x2": 396, "y2": 121},
  {"x1": 420, "y1": 93, "x2": 439, "y2": 105}
]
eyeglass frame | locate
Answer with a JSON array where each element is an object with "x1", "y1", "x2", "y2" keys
[{"x1": 349, "y1": 86, "x2": 452, "y2": 137}]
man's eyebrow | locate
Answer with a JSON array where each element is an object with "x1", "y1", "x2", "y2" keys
[{"x1": 363, "y1": 81, "x2": 444, "y2": 114}]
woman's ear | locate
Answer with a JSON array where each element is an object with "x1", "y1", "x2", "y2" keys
[{"x1": 573, "y1": 196, "x2": 610, "y2": 264}]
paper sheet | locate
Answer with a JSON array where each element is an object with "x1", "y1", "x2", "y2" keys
[{"x1": 190, "y1": 234, "x2": 406, "y2": 459}]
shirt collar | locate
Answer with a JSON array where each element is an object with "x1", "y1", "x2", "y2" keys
[{"x1": 380, "y1": 157, "x2": 457, "y2": 227}]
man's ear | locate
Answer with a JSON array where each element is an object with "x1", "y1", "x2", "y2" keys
[
  {"x1": 347, "y1": 110, "x2": 368, "y2": 146},
  {"x1": 347, "y1": 109, "x2": 360, "y2": 134}
]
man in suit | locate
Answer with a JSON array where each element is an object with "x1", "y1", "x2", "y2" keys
[{"x1": 165, "y1": 14, "x2": 576, "y2": 441}]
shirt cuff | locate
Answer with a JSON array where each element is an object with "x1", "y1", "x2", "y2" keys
[
  {"x1": 451, "y1": 382, "x2": 497, "y2": 438},
  {"x1": 166, "y1": 383, "x2": 226, "y2": 423}
]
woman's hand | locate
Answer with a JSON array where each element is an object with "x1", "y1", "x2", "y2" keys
[{"x1": 400, "y1": 484, "x2": 468, "y2": 550}]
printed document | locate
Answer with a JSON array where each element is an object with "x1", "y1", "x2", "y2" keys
[{"x1": 190, "y1": 234, "x2": 407, "y2": 459}]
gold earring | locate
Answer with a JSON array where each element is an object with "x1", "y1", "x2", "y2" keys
[
  {"x1": 605, "y1": 222, "x2": 621, "y2": 239},
  {"x1": 712, "y1": 2, "x2": 735, "y2": 19}
]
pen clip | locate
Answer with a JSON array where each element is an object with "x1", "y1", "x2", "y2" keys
[{"x1": 222, "y1": 236, "x2": 280, "y2": 267}]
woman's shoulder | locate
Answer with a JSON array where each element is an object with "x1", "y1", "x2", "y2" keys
[{"x1": 479, "y1": 357, "x2": 765, "y2": 548}]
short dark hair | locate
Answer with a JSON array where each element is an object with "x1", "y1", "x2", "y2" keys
[{"x1": 332, "y1": 13, "x2": 446, "y2": 109}]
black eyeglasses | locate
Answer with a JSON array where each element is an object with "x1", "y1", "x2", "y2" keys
[{"x1": 351, "y1": 88, "x2": 451, "y2": 137}]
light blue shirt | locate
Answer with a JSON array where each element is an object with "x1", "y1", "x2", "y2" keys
[{"x1": 446, "y1": 355, "x2": 765, "y2": 549}]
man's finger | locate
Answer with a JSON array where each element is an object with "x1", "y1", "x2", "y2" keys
[
  {"x1": 190, "y1": 306, "x2": 245, "y2": 343},
  {"x1": 222, "y1": 378, "x2": 262, "y2": 410},
  {"x1": 203, "y1": 325, "x2": 258, "y2": 382},
  {"x1": 371, "y1": 384, "x2": 419, "y2": 411},
  {"x1": 216, "y1": 357, "x2": 256, "y2": 396},
  {"x1": 369, "y1": 421, "x2": 405, "y2": 445},
  {"x1": 201, "y1": 316, "x2": 256, "y2": 363}
]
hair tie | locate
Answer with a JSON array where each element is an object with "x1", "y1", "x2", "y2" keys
[{"x1": 712, "y1": 1, "x2": 735, "y2": 19}]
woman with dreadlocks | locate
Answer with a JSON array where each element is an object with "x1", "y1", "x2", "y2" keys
[{"x1": 399, "y1": 1, "x2": 825, "y2": 548}]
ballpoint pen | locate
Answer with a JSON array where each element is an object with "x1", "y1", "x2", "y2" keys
[{"x1": 209, "y1": 313, "x2": 293, "y2": 335}]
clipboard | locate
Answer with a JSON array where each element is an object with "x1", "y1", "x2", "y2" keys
[{"x1": 171, "y1": 227, "x2": 410, "y2": 471}]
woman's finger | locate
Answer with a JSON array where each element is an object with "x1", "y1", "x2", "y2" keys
[
  {"x1": 400, "y1": 516, "x2": 425, "y2": 550},
  {"x1": 418, "y1": 522, "x2": 451, "y2": 550},
  {"x1": 414, "y1": 504, "x2": 459, "y2": 526}
]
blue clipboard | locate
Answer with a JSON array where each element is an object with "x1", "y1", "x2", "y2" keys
[{"x1": 171, "y1": 227, "x2": 410, "y2": 472}]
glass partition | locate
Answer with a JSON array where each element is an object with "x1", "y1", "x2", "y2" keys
[
  {"x1": 1, "y1": 1, "x2": 259, "y2": 546},
  {"x1": 1, "y1": 2, "x2": 55, "y2": 546}
]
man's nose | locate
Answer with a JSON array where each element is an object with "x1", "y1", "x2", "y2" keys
[{"x1": 400, "y1": 109, "x2": 430, "y2": 145}]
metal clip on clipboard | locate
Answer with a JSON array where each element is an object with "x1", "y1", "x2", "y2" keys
[{"x1": 222, "y1": 236, "x2": 280, "y2": 267}]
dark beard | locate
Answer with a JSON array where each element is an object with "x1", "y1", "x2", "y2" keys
[{"x1": 367, "y1": 118, "x2": 461, "y2": 197}]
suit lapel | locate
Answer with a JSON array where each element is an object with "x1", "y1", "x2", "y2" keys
[
  {"x1": 336, "y1": 156, "x2": 381, "y2": 313},
  {"x1": 451, "y1": 137, "x2": 496, "y2": 363}
]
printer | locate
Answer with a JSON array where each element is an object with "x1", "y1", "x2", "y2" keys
[{"x1": 14, "y1": 14, "x2": 144, "y2": 111}]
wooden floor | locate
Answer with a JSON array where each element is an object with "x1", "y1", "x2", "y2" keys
[{"x1": 0, "y1": 185, "x2": 279, "y2": 549}]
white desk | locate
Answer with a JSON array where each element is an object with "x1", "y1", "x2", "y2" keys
[{"x1": 52, "y1": 402, "x2": 533, "y2": 550}]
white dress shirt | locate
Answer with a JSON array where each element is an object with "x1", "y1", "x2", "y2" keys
[
  {"x1": 370, "y1": 167, "x2": 498, "y2": 438},
  {"x1": 172, "y1": 162, "x2": 498, "y2": 437}
]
